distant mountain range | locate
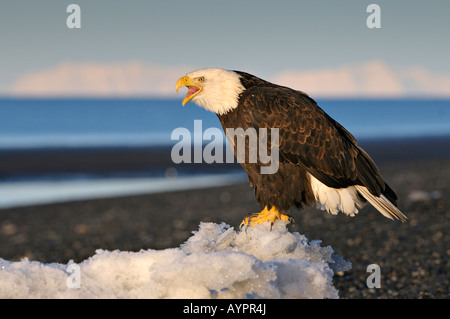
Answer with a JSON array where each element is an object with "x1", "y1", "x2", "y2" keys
[{"x1": 7, "y1": 60, "x2": 450, "y2": 98}]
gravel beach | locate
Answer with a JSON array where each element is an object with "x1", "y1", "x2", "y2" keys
[{"x1": 0, "y1": 138, "x2": 448, "y2": 299}]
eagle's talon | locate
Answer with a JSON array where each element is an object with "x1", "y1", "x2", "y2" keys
[
  {"x1": 239, "y1": 220, "x2": 248, "y2": 231},
  {"x1": 240, "y1": 213, "x2": 257, "y2": 231},
  {"x1": 287, "y1": 215, "x2": 295, "y2": 225}
]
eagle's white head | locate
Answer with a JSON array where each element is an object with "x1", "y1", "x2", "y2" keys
[{"x1": 176, "y1": 68, "x2": 245, "y2": 115}]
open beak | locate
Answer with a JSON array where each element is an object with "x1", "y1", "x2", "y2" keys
[{"x1": 176, "y1": 76, "x2": 203, "y2": 106}]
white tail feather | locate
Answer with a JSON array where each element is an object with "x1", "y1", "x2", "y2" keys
[
  {"x1": 354, "y1": 185, "x2": 407, "y2": 222},
  {"x1": 309, "y1": 174, "x2": 362, "y2": 216}
]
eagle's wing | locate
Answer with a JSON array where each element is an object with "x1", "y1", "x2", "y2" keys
[{"x1": 238, "y1": 86, "x2": 393, "y2": 201}]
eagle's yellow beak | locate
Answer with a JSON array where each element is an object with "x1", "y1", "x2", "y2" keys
[{"x1": 176, "y1": 76, "x2": 203, "y2": 106}]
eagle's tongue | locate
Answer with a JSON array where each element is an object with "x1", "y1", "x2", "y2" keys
[{"x1": 186, "y1": 86, "x2": 200, "y2": 98}]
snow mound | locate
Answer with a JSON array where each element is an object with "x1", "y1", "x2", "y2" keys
[{"x1": 0, "y1": 221, "x2": 350, "y2": 299}]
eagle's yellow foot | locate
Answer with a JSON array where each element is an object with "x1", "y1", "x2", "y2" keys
[{"x1": 240, "y1": 206, "x2": 294, "y2": 231}]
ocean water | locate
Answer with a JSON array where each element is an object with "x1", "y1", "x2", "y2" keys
[
  {"x1": 0, "y1": 98, "x2": 449, "y2": 149},
  {"x1": 0, "y1": 98, "x2": 449, "y2": 209}
]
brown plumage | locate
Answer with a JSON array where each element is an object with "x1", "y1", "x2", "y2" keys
[{"x1": 219, "y1": 71, "x2": 402, "y2": 219}]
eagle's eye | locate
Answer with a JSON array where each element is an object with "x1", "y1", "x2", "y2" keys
[{"x1": 197, "y1": 77, "x2": 205, "y2": 82}]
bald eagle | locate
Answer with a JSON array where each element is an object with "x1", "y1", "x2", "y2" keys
[{"x1": 176, "y1": 68, "x2": 407, "y2": 228}]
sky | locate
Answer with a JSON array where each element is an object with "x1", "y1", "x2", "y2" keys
[{"x1": 0, "y1": 0, "x2": 449, "y2": 97}]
